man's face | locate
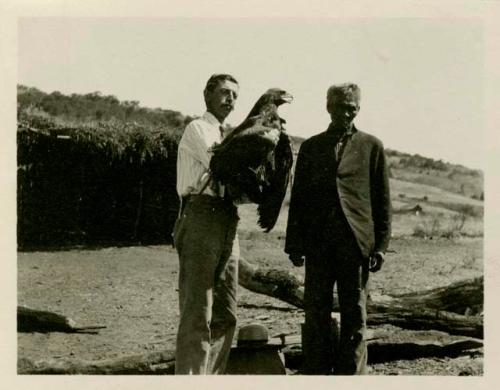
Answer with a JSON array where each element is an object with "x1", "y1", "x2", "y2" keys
[
  {"x1": 205, "y1": 80, "x2": 239, "y2": 123},
  {"x1": 328, "y1": 95, "x2": 360, "y2": 130}
]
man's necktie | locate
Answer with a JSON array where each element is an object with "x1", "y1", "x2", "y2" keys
[
  {"x1": 212, "y1": 125, "x2": 225, "y2": 197},
  {"x1": 335, "y1": 133, "x2": 349, "y2": 162}
]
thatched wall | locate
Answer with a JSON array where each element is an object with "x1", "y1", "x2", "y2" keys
[{"x1": 17, "y1": 115, "x2": 182, "y2": 250}]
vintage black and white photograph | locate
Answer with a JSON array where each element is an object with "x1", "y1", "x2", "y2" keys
[{"x1": 3, "y1": 0, "x2": 498, "y2": 383}]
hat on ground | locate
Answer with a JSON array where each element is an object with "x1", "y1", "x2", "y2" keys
[{"x1": 237, "y1": 323, "x2": 269, "y2": 347}]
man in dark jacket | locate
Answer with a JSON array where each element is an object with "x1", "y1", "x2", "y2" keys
[{"x1": 285, "y1": 83, "x2": 391, "y2": 375}]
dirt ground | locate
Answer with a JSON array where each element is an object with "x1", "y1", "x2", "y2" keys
[{"x1": 17, "y1": 233, "x2": 483, "y2": 376}]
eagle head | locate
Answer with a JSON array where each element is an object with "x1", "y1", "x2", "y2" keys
[
  {"x1": 264, "y1": 88, "x2": 294, "y2": 106},
  {"x1": 246, "y1": 88, "x2": 293, "y2": 119}
]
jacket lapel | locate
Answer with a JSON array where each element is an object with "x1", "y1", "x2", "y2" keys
[{"x1": 337, "y1": 131, "x2": 360, "y2": 176}]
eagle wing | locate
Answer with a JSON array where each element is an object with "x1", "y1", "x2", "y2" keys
[
  {"x1": 209, "y1": 113, "x2": 278, "y2": 195},
  {"x1": 257, "y1": 132, "x2": 293, "y2": 231}
]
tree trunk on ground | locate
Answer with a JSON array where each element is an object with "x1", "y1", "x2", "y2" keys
[
  {"x1": 18, "y1": 350, "x2": 176, "y2": 375},
  {"x1": 17, "y1": 306, "x2": 106, "y2": 334},
  {"x1": 238, "y1": 257, "x2": 304, "y2": 308},
  {"x1": 282, "y1": 334, "x2": 483, "y2": 370},
  {"x1": 238, "y1": 257, "x2": 483, "y2": 338},
  {"x1": 367, "y1": 277, "x2": 483, "y2": 315},
  {"x1": 366, "y1": 309, "x2": 482, "y2": 338},
  {"x1": 19, "y1": 332, "x2": 482, "y2": 374}
]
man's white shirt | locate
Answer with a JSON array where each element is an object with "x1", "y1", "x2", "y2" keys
[{"x1": 176, "y1": 111, "x2": 224, "y2": 198}]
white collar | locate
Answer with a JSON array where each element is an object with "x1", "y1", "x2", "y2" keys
[{"x1": 202, "y1": 111, "x2": 223, "y2": 127}]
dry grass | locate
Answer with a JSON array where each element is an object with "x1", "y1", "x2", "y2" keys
[{"x1": 392, "y1": 213, "x2": 483, "y2": 239}]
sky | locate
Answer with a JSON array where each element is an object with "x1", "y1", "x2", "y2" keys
[{"x1": 18, "y1": 17, "x2": 485, "y2": 169}]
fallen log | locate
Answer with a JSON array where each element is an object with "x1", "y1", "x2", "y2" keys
[
  {"x1": 367, "y1": 309, "x2": 483, "y2": 338},
  {"x1": 21, "y1": 334, "x2": 481, "y2": 374},
  {"x1": 238, "y1": 257, "x2": 483, "y2": 337},
  {"x1": 238, "y1": 257, "x2": 304, "y2": 308},
  {"x1": 282, "y1": 335, "x2": 483, "y2": 370},
  {"x1": 18, "y1": 333, "x2": 482, "y2": 375},
  {"x1": 18, "y1": 306, "x2": 106, "y2": 334},
  {"x1": 367, "y1": 338, "x2": 482, "y2": 363},
  {"x1": 368, "y1": 277, "x2": 483, "y2": 315},
  {"x1": 18, "y1": 350, "x2": 176, "y2": 375},
  {"x1": 238, "y1": 258, "x2": 483, "y2": 314}
]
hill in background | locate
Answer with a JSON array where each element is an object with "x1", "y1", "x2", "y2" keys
[
  {"x1": 17, "y1": 85, "x2": 193, "y2": 131},
  {"x1": 288, "y1": 134, "x2": 483, "y2": 202}
]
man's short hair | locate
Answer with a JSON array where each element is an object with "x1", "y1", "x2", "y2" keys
[
  {"x1": 204, "y1": 74, "x2": 239, "y2": 95},
  {"x1": 326, "y1": 83, "x2": 361, "y2": 109}
]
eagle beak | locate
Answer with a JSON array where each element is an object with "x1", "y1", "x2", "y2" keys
[{"x1": 281, "y1": 93, "x2": 293, "y2": 104}]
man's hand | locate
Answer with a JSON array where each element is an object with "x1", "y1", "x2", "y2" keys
[
  {"x1": 369, "y1": 252, "x2": 385, "y2": 273},
  {"x1": 261, "y1": 128, "x2": 280, "y2": 145},
  {"x1": 289, "y1": 253, "x2": 305, "y2": 267}
]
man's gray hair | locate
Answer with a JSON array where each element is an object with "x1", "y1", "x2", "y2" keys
[{"x1": 326, "y1": 83, "x2": 361, "y2": 109}]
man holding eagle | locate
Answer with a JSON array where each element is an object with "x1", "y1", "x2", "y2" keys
[
  {"x1": 173, "y1": 75, "x2": 391, "y2": 375},
  {"x1": 173, "y1": 74, "x2": 288, "y2": 374}
]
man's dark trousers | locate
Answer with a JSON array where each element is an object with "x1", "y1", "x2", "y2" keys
[{"x1": 302, "y1": 214, "x2": 369, "y2": 375}]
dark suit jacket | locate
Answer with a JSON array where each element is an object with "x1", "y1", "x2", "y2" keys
[{"x1": 285, "y1": 126, "x2": 391, "y2": 259}]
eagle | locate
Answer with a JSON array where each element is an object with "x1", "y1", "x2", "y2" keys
[{"x1": 210, "y1": 88, "x2": 294, "y2": 232}]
